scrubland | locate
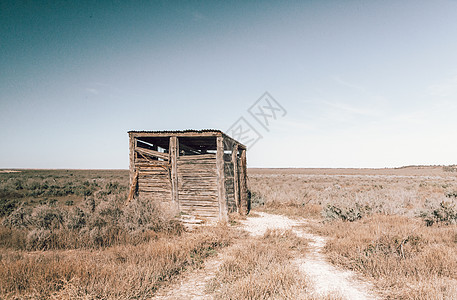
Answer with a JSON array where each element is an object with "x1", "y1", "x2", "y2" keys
[
  {"x1": 249, "y1": 167, "x2": 457, "y2": 299},
  {"x1": 0, "y1": 170, "x2": 234, "y2": 299},
  {"x1": 1, "y1": 167, "x2": 457, "y2": 299}
]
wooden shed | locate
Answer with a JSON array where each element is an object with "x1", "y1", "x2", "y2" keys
[{"x1": 128, "y1": 130, "x2": 249, "y2": 221}]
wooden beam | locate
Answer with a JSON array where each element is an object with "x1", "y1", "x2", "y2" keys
[
  {"x1": 216, "y1": 136, "x2": 228, "y2": 221},
  {"x1": 136, "y1": 139, "x2": 159, "y2": 159},
  {"x1": 170, "y1": 136, "x2": 179, "y2": 206},
  {"x1": 222, "y1": 133, "x2": 247, "y2": 150},
  {"x1": 232, "y1": 144, "x2": 240, "y2": 213},
  {"x1": 179, "y1": 142, "x2": 201, "y2": 155},
  {"x1": 239, "y1": 148, "x2": 249, "y2": 215},
  {"x1": 126, "y1": 169, "x2": 139, "y2": 205},
  {"x1": 135, "y1": 147, "x2": 169, "y2": 160},
  {"x1": 129, "y1": 133, "x2": 135, "y2": 186}
]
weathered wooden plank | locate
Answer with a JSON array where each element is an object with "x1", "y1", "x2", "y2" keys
[
  {"x1": 139, "y1": 186, "x2": 171, "y2": 191},
  {"x1": 216, "y1": 135, "x2": 227, "y2": 221},
  {"x1": 180, "y1": 205, "x2": 219, "y2": 210},
  {"x1": 129, "y1": 133, "x2": 135, "y2": 186},
  {"x1": 183, "y1": 208, "x2": 219, "y2": 213},
  {"x1": 178, "y1": 154, "x2": 216, "y2": 160},
  {"x1": 179, "y1": 197, "x2": 217, "y2": 202},
  {"x1": 179, "y1": 196, "x2": 217, "y2": 201},
  {"x1": 177, "y1": 164, "x2": 216, "y2": 169},
  {"x1": 139, "y1": 173, "x2": 168, "y2": 177},
  {"x1": 170, "y1": 136, "x2": 179, "y2": 206},
  {"x1": 139, "y1": 179, "x2": 170, "y2": 184},
  {"x1": 136, "y1": 147, "x2": 169, "y2": 160},
  {"x1": 136, "y1": 160, "x2": 169, "y2": 166},
  {"x1": 179, "y1": 202, "x2": 218, "y2": 207},
  {"x1": 239, "y1": 149, "x2": 248, "y2": 215},
  {"x1": 178, "y1": 175, "x2": 216, "y2": 180},
  {"x1": 177, "y1": 166, "x2": 216, "y2": 171},
  {"x1": 126, "y1": 169, "x2": 139, "y2": 204}
]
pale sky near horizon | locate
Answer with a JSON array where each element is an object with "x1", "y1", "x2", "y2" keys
[{"x1": 1, "y1": 0, "x2": 457, "y2": 169}]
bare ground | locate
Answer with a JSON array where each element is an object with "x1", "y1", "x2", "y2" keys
[
  {"x1": 153, "y1": 212, "x2": 380, "y2": 299},
  {"x1": 152, "y1": 253, "x2": 224, "y2": 300}
]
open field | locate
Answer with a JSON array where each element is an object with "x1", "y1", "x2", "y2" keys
[
  {"x1": 1, "y1": 167, "x2": 457, "y2": 299},
  {"x1": 249, "y1": 166, "x2": 457, "y2": 299}
]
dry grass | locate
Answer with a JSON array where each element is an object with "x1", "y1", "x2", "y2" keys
[
  {"x1": 308, "y1": 214, "x2": 457, "y2": 299},
  {"x1": 0, "y1": 225, "x2": 235, "y2": 299},
  {"x1": 3, "y1": 168, "x2": 457, "y2": 299},
  {"x1": 248, "y1": 168, "x2": 457, "y2": 299},
  {"x1": 0, "y1": 170, "x2": 238, "y2": 299},
  {"x1": 206, "y1": 229, "x2": 309, "y2": 299},
  {"x1": 248, "y1": 170, "x2": 457, "y2": 219}
]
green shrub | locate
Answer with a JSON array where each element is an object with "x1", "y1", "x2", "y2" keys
[
  {"x1": 323, "y1": 202, "x2": 371, "y2": 222},
  {"x1": 420, "y1": 200, "x2": 457, "y2": 226},
  {"x1": 2, "y1": 195, "x2": 182, "y2": 250}
]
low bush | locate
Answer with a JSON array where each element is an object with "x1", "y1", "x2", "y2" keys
[
  {"x1": 322, "y1": 202, "x2": 371, "y2": 222},
  {"x1": 420, "y1": 200, "x2": 457, "y2": 226},
  {"x1": 1, "y1": 195, "x2": 183, "y2": 250}
]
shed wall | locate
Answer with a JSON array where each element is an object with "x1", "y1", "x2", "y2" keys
[
  {"x1": 177, "y1": 154, "x2": 219, "y2": 218},
  {"x1": 138, "y1": 166, "x2": 171, "y2": 201}
]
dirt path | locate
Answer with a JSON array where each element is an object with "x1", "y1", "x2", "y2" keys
[
  {"x1": 153, "y1": 212, "x2": 379, "y2": 299},
  {"x1": 152, "y1": 252, "x2": 224, "y2": 300},
  {"x1": 241, "y1": 212, "x2": 379, "y2": 300}
]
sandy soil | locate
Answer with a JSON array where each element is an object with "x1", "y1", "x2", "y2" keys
[
  {"x1": 152, "y1": 253, "x2": 224, "y2": 300},
  {"x1": 153, "y1": 212, "x2": 380, "y2": 299}
]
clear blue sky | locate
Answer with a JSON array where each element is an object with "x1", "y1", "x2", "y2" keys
[{"x1": 1, "y1": 0, "x2": 457, "y2": 168}]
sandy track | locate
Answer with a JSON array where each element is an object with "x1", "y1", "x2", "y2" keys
[
  {"x1": 152, "y1": 252, "x2": 224, "y2": 300},
  {"x1": 241, "y1": 212, "x2": 379, "y2": 300},
  {"x1": 153, "y1": 212, "x2": 379, "y2": 299}
]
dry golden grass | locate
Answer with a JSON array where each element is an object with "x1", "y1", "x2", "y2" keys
[
  {"x1": 248, "y1": 167, "x2": 457, "y2": 299},
  {"x1": 0, "y1": 225, "x2": 235, "y2": 299},
  {"x1": 248, "y1": 169, "x2": 457, "y2": 218},
  {"x1": 206, "y1": 229, "x2": 310, "y2": 299},
  {"x1": 309, "y1": 215, "x2": 457, "y2": 299},
  {"x1": 2, "y1": 168, "x2": 456, "y2": 299}
]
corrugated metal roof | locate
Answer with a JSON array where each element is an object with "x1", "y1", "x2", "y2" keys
[{"x1": 128, "y1": 129, "x2": 223, "y2": 134}]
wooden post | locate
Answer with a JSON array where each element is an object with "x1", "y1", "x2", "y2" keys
[
  {"x1": 169, "y1": 136, "x2": 179, "y2": 207},
  {"x1": 126, "y1": 169, "x2": 139, "y2": 205},
  {"x1": 216, "y1": 135, "x2": 228, "y2": 221},
  {"x1": 232, "y1": 144, "x2": 240, "y2": 213},
  {"x1": 239, "y1": 148, "x2": 249, "y2": 215},
  {"x1": 129, "y1": 133, "x2": 136, "y2": 186}
]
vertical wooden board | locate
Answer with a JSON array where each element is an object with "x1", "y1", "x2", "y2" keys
[
  {"x1": 129, "y1": 133, "x2": 136, "y2": 186},
  {"x1": 170, "y1": 136, "x2": 179, "y2": 206},
  {"x1": 239, "y1": 148, "x2": 248, "y2": 215},
  {"x1": 216, "y1": 136, "x2": 228, "y2": 221},
  {"x1": 232, "y1": 144, "x2": 240, "y2": 213},
  {"x1": 224, "y1": 161, "x2": 236, "y2": 212}
]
